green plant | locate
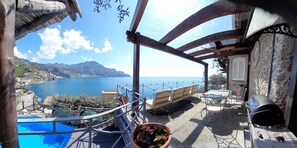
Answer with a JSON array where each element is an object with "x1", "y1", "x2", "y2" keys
[
  {"x1": 55, "y1": 108, "x2": 70, "y2": 117},
  {"x1": 81, "y1": 110, "x2": 103, "y2": 123},
  {"x1": 209, "y1": 73, "x2": 227, "y2": 89},
  {"x1": 133, "y1": 124, "x2": 171, "y2": 148}
]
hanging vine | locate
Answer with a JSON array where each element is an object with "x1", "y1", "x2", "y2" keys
[{"x1": 93, "y1": 0, "x2": 130, "y2": 23}]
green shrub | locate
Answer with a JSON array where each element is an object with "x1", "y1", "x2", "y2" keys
[
  {"x1": 81, "y1": 110, "x2": 103, "y2": 123},
  {"x1": 55, "y1": 108, "x2": 70, "y2": 117}
]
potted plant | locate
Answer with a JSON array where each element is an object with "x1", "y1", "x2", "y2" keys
[{"x1": 131, "y1": 123, "x2": 172, "y2": 148}]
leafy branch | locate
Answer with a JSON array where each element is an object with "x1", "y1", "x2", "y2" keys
[{"x1": 93, "y1": 0, "x2": 130, "y2": 23}]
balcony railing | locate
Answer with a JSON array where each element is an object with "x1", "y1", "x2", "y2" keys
[{"x1": 17, "y1": 84, "x2": 146, "y2": 148}]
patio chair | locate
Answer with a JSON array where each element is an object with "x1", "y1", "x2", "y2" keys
[
  {"x1": 146, "y1": 90, "x2": 172, "y2": 114},
  {"x1": 203, "y1": 94, "x2": 224, "y2": 124},
  {"x1": 230, "y1": 88, "x2": 247, "y2": 114},
  {"x1": 190, "y1": 84, "x2": 199, "y2": 97}
]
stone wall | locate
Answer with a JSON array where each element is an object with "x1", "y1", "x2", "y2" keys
[
  {"x1": 249, "y1": 34, "x2": 274, "y2": 97},
  {"x1": 270, "y1": 34, "x2": 295, "y2": 112},
  {"x1": 249, "y1": 33, "x2": 295, "y2": 112},
  {"x1": 16, "y1": 91, "x2": 35, "y2": 111}
]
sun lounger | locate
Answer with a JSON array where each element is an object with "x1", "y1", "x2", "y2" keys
[
  {"x1": 146, "y1": 90, "x2": 172, "y2": 114},
  {"x1": 191, "y1": 84, "x2": 199, "y2": 97},
  {"x1": 183, "y1": 85, "x2": 192, "y2": 99},
  {"x1": 171, "y1": 87, "x2": 185, "y2": 104}
]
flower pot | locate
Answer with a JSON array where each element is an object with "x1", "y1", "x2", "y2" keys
[{"x1": 131, "y1": 123, "x2": 172, "y2": 148}]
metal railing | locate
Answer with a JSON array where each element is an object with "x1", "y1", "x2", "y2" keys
[
  {"x1": 123, "y1": 81, "x2": 203, "y2": 98},
  {"x1": 17, "y1": 84, "x2": 146, "y2": 148}
]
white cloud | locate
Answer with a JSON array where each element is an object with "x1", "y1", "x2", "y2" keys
[
  {"x1": 14, "y1": 47, "x2": 28, "y2": 59},
  {"x1": 94, "y1": 40, "x2": 113, "y2": 54},
  {"x1": 27, "y1": 50, "x2": 33, "y2": 55},
  {"x1": 63, "y1": 29, "x2": 93, "y2": 53},
  {"x1": 31, "y1": 57, "x2": 39, "y2": 62},
  {"x1": 37, "y1": 28, "x2": 64, "y2": 59},
  {"x1": 82, "y1": 57, "x2": 93, "y2": 61},
  {"x1": 36, "y1": 27, "x2": 109, "y2": 60}
]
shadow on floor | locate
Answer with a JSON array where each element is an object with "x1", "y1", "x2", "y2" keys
[{"x1": 69, "y1": 126, "x2": 125, "y2": 148}]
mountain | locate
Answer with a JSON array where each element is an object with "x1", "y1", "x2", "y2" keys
[
  {"x1": 47, "y1": 61, "x2": 130, "y2": 77},
  {"x1": 15, "y1": 57, "x2": 130, "y2": 84}
]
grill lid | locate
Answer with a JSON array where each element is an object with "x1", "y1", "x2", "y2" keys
[{"x1": 247, "y1": 95, "x2": 284, "y2": 126}]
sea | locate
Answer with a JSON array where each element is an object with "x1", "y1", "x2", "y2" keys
[{"x1": 25, "y1": 77, "x2": 204, "y2": 101}]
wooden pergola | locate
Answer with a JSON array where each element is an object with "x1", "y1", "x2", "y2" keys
[
  {"x1": 0, "y1": 0, "x2": 81, "y2": 147},
  {"x1": 126, "y1": 0, "x2": 252, "y2": 104}
]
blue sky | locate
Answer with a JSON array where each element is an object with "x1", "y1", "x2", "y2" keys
[{"x1": 15, "y1": 0, "x2": 232, "y2": 77}]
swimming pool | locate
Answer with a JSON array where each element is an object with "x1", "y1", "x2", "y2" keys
[{"x1": 0, "y1": 116, "x2": 74, "y2": 148}]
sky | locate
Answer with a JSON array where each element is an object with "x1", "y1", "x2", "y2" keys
[{"x1": 15, "y1": 0, "x2": 232, "y2": 77}]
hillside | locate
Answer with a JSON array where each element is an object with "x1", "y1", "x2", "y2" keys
[
  {"x1": 49, "y1": 61, "x2": 130, "y2": 77},
  {"x1": 15, "y1": 57, "x2": 130, "y2": 86}
]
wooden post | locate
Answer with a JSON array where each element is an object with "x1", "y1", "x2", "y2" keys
[
  {"x1": 0, "y1": 0, "x2": 19, "y2": 147},
  {"x1": 204, "y1": 64, "x2": 208, "y2": 92},
  {"x1": 133, "y1": 32, "x2": 140, "y2": 112}
]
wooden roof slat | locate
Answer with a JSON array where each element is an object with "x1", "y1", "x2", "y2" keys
[
  {"x1": 177, "y1": 29, "x2": 245, "y2": 52},
  {"x1": 196, "y1": 48, "x2": 250, "y2": 60},
  {"x1": 190, "y1": 42, "x2": 251, "y2": 57},
  {"x1": 15, "y1": 12, "x2": 65, "y2": 39},
  {"x1": 129, "y1": 0, "x2": 148, "y2": 32},
  {"x1": 127, "y1": 31, "x2": 207, "y2": 65},
  {"x1": 159, "y1": 0, "x2": 250, "y2": 44},
  {"x1": 190, "y1": 48, "x2": 215, "y2": 57}
]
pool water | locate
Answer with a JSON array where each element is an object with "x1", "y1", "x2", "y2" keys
[{"x1": 0, "y1": 116, "x2": 74, "y2": 148}]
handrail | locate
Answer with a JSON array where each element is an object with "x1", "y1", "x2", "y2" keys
[
  {"x1": 18, "y1": 84, "x2": 146, "y2": 148},
  {"x1": 18, "y1": 101, "x2": 137, "y2": 123}
]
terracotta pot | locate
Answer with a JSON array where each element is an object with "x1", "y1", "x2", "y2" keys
[{"x1": 131, "y1": 123, "x2": 172, "y2": 148}]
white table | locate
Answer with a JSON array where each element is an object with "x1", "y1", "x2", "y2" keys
[{"x1": 203, "y1": 89, "x2": 231, "y2": 101}]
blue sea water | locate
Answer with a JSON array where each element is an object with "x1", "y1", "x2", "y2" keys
[{"x1": 26, "y1": 77, "x2": 204, "y2": 101}]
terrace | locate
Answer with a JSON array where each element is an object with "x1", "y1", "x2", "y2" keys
[{"x1": 1, "y1": 0, "x2": 297, "y2": 148}]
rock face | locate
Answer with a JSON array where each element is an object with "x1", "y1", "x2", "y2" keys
[{"x1": 249, "y1": 34, "x2": 295, "y2": 112}]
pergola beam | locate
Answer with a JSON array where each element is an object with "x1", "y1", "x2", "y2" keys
[
  {"x1": 126, "y1": 31, "x2": 207, "y2": 65},
  {"x1": 129, "y1": 0, "x2": 148, "y2": 32},
  {"x1": 177, "y1": 29, "x2": 245, "y2": 52},
  {"x1": 190, "y1": 48, "x2": 215, "y2": 57},
  {"x1": 159, "y1": 0, "x2": 250, "y2": 44},
  {"x1": 196, "y1": 48, "x2": 250, "y2": 60},
  {"x1": 190, "y1": 42, "x2": 251, "y2": 57}
]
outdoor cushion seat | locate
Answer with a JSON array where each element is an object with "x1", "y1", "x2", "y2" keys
[
  {"x1": 183, "y1": 85, "x2": 192, "y2": 99},
  {"x1": 171, "y1": 87, "x2": 185, "y2": 104},
  {"x1": 146, "y1": 90, "x2": 172, "y2": 110},
  {"x1": 190, "y1": 84, "x2": 199, "y2": 97}
]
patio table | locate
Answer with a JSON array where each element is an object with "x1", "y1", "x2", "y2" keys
[{"x1": 203, "y1": 89, "x2": 231, "y2": 101}]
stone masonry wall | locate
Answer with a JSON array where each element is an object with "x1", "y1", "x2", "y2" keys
[
  {"x1": 269, "y1": 34, "x2": 295, "y2": 112},
  {"x1": 16, "y1": 91, "x2": 35, "y2": 111},
  {"x1": 249, "y1": 34, "x2": 273, "y2": 97},
  {"x1": 249, "y1": 33, "x2": 295, "y2": 112}
]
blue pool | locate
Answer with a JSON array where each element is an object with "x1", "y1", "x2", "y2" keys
[{"x1": 0, "y1": 116, "x2": 74, "y2": 148}]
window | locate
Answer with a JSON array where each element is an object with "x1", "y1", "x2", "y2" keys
[{"x1": 232, "y1": 57, "x2": 246, "y2": 81}]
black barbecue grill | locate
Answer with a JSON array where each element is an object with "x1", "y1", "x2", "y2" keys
[
  {"x1": 246, "y1": 95, "x2": 297, "y2": 148},
  {"x1": 246, "y1": 95, "x2": 284, "y2": 126}
]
